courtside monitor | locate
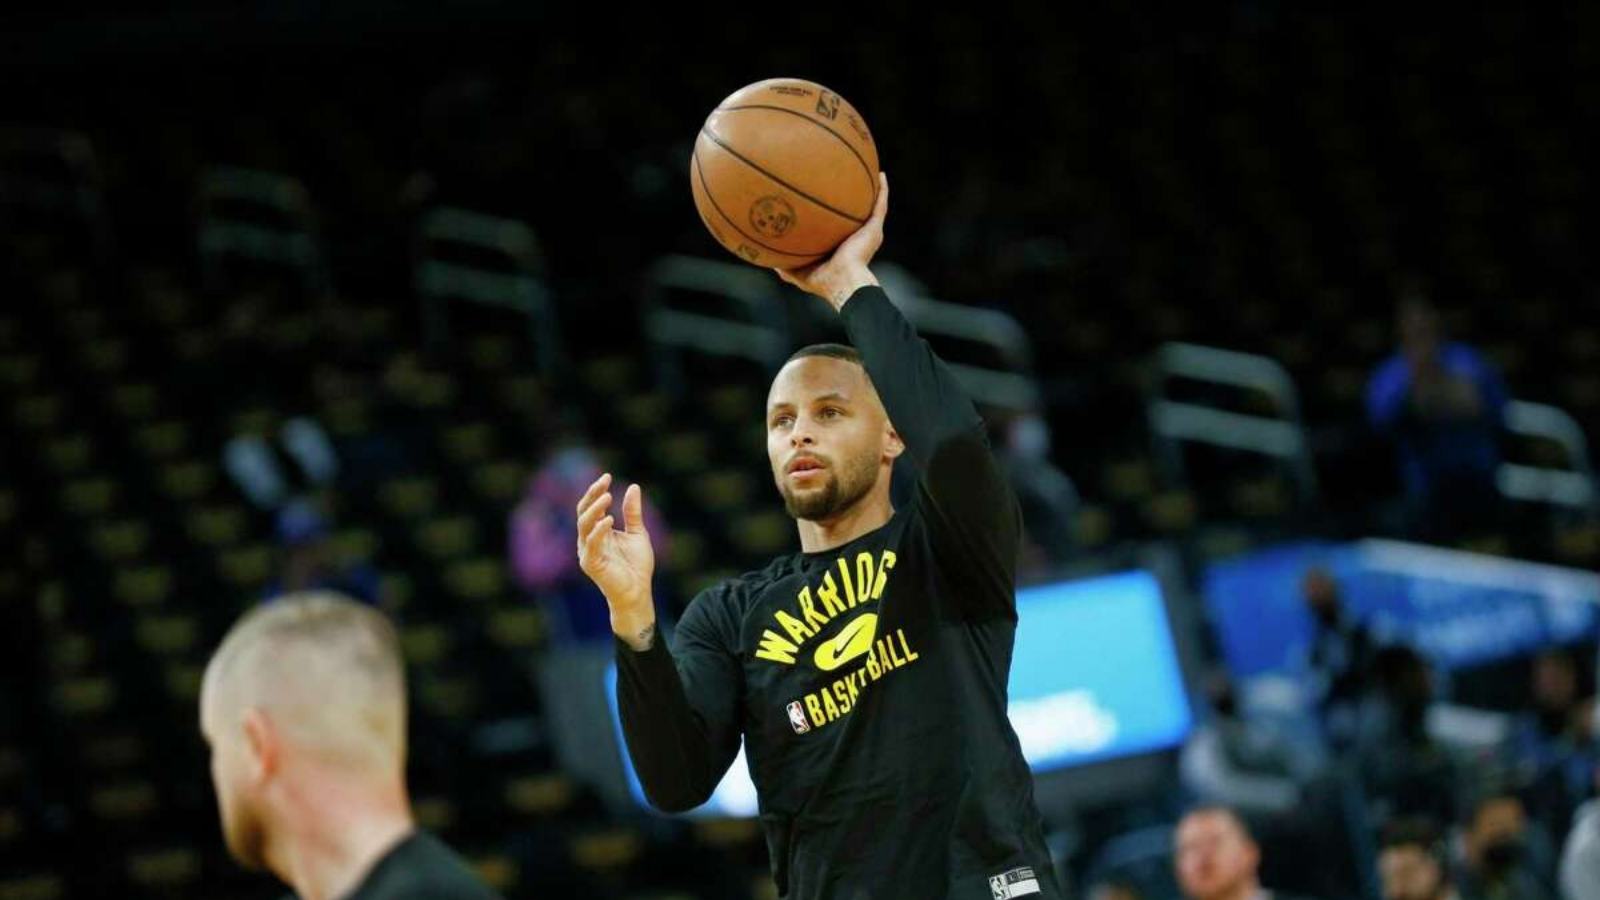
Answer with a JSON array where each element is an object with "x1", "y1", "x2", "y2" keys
[{"x1": 605, "y1": 569, "x2": 1194, "y2": 817}]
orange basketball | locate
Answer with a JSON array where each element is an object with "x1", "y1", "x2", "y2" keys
[{"x1": 690, "y1": 78, "x2": 880, "y2": 268}]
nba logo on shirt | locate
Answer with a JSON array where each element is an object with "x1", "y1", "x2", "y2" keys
[
  {"x1": 786, "y1": 701, "x2": 811, "y2": 734},
  {"x1": 989, "y1": 867, "x2": 1040, "y2": 899}
]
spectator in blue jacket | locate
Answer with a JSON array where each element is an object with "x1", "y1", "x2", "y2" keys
[{"x1": 1366, "y1": 295, "x2": 1509, "y2": 541}]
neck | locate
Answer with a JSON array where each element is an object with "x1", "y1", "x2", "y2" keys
[
  {"x1": 796, "y1": 485, "x2": 893, "y2": 554},
  {"x1": 265, "y1": 765, "x2": 415, "y2": 900}
]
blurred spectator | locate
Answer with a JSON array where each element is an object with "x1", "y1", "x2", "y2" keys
[
  {"x1": 1180, "y1": 669, "x2": 1304, "y2": 816},
  {"x1": 1302, "y1": 566, "x2": 1375, "y2": 749},
  {"x1": 990, "y1": 410, "x2": 1080, "y2": 574},
  {"x1": 1366, "y1": 293, "x2": 1509, "y2": 542},
  {"x1": 1507, "y1": 648, "x2": 1598, "y2": 846},
  {"x1": 1456, "y1": 791, "x2": 1553, "y2": 900},
  {"x1": 1560, "y1": 768, "x2": 1600, "y2": 900},
  {"x1": 1355, "y1": 646, "x2": 1459, "y2": 825},
  {"x1": 262, "y1": 498, "x2": 383, "y2": 607},
  {"x1": 1173, "y1": 806, "x2": 1312, "y2": 900},
  {"x1": 509, "y1": 442, "x2": 668, "y2": 643},
  {"x1": 1378, "y1": 817, "x2": 1457, "y2": 900}
]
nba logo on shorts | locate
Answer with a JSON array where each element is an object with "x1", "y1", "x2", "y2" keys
[{"x1": 786, "y1": 701, "x2": 810, "y2": 734}]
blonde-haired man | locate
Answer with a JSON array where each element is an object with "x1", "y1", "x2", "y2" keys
[{"x1": 200, "y1": 592, "x2": 498, "y2": 899}]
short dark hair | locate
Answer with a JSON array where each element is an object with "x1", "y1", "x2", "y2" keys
[
  {"x1": 1179, "y1": 804, "x2": 1255, "y2": 843},
  {"x1": 1380, "y1": 817, "x2": 1449, "y2": 875},
  {"x1": 786, "y1": 343, "x2": 862, "y2": 366},
  {"x1": 1381, "y1": 817, "x2": 1443, "y2": 854}
]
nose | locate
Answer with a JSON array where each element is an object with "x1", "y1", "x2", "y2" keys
[{"x1": 789, "y1": 421, "x2": 816, "y2": 448}]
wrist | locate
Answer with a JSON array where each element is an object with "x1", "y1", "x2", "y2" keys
[
  {"x1": 611, "y1": 604, "x2": 658, "y2": 651},
  {"x1": 823, "y1": 267, "x2": 879, "y2": 311}
]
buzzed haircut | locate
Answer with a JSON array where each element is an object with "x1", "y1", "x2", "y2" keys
[
  {"x1": 205, "y1": 592, "x2": 406, "y2": 770},
  {"x1": 1180, "y1": 804, "x2": 1256, "y2": 843},
  {"x1": 786, "y1": 343, "x2": 863, "y2": 367}
]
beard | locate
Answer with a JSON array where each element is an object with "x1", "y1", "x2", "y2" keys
[{"x1": 778, "y1": 452, "x2": 878, "y2": 521}]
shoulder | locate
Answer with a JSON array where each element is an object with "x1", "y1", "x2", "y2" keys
[
  {"x1": 349, "y1": 832, "x2": 500, "y2": 900},
  {"x1": 677, "y1": 555, "x2": 800, "y2": 632}
]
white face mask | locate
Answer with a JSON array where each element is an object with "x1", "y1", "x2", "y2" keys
[{"x1": 1010, "y1": 414, "x2": 1051, "y2": 459}]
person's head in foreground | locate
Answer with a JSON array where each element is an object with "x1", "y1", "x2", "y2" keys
[
  {"x1": 1175, "y1": 806, "x2": 1262, "y2": 900},
  {"x1": 765, "y1": 343, "x2": 904, "y2": 526},
  {"x1": 1378, "y1": 818, "x2": 1453, "y2": 900},
  {"x1": 200, "y1": 591, "x2": 494, "y2": 900}
]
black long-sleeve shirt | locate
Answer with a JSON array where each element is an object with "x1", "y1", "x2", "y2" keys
[{"x1": 615, "y1": 285, "x2": 1061, "y2": 900}]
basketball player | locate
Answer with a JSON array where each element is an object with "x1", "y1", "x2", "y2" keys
[
  {"x1": 578, "y1": 173, "x2": 1063, "y2": 899},
  {"x1": 199, "y1": 592, "x2": 499, "y2": 900}
]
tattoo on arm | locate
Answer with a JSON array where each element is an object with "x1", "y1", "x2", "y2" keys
[{"x1": 635, "y1": 623, "x2": 657, "y2": 651}]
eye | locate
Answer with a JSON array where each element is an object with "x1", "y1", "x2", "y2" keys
[
  {"x1": 770, "y1": 413, "x2": 794, "y2": 429},
  {"x1": 820, "y1": 406, "x2": 843, "y2": 419}
]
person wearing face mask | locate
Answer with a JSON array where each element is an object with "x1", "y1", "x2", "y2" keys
[
  {"x1": 1457, "y1": 792, "x2": 1553, "y2": 900},
  {"x1": 1378, "y1": 818, "x2": 1458, "y2": 900}
]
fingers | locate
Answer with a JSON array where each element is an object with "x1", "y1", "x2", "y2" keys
[
  {"x1": 868, "y1": 171, "x2": 888, "y2": 227},
  {"x1": 622, "y1": 483, "x2": 645, "y2": 534},
  {"x1": 575, "y1": 472, "x2": 611, "y2": 518},
  {"x1": 578, "y1": 511, "x2": 614, "y2": 569}
]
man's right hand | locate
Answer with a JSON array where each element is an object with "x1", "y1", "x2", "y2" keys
[{"x1": 575, "y1": 473, "x2": 658, "y2": 650}]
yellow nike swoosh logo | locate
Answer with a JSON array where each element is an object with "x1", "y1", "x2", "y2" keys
[{"x1": 814, "y1": 613, "x2": 878, "y2": 671}]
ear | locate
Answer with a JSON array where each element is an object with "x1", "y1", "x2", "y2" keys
[
  {"x1": 241, "y1": 708, "x2": 279, "y2": 784},
  {"x1": 882, "y1": 423, "x2": 905, "y2": 462}
]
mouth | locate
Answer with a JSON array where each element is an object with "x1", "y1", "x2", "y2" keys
[{"x1": 786, "y1": 456, "x2": 826, "y2": 475}]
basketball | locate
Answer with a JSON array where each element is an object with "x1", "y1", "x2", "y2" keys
[{"x1": 690, "y1": 78, "x2": 880, "y2": 268}]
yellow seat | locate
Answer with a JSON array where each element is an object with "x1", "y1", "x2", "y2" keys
[
  {"x1": 52, "y1": 676, "x2": 116, "y2": 718},
  {"x1": 113, "y1": 565, "x2": 172, "y2": 608},
  {"x1": 570, "y1": 828, "x2": 641, "y2": 874},
  {"x1": 159, "y1": 460, "x2": 216, "y2": 501},
  {"x1": 656, "y1": 431, "x2": 710, "y2": 474},
  {"x1": 0, "y1": 353, "x2": 40, "y2": 389},
  {"x1": 216, "y1": 543, "x2": 273, "y2": 589},
  {"x1": 110, "y1": 383, "x2": 158, "y2": 420},
  {"x1": 441, "y1": 422, "x2": 495, "y2": 465},
  {"x1": 90, "y1": 780, "x2": 158, "y2": 823},
  {"x1": 89, "y1": 519, "x2": 150, "y2": 562},
  {"x1": 134, "y1": 614, "x2": 198, "y2": 658},
  {"x1": 43, "y1": 434, "x2": 92, "y2": 474},
  {"x1": 504, "y1": 774, "x2": 575, "y2": 817},
  {"x1": 662, "y1": 531, "x2": 705, "y2": 575},
  {"x1": 486, "y1": 607, "x2": 546, "y2": 651},
  {"x1": 401, "y1": 624, "x2": 453, "y2": 665},
  {"x1": 471, "y1": 460, "x2": 526, "y2": 505},
  {"x1": 12, "y1": 393, "x2": 64, "y2": 431},
  {"x1": 133, "y1": 420, "x2": 189, "y2": 459},
  {"x1": 471, "y1": 856, "x2": 519, "y2": 893},
  {"x1": 693, "y1": 470, "x2": 754, "y2": 513},
  {"x1": 330, "y1": 528, "x2": 380, "y2": 564},
  {"x1": 413, "y1": 516, "x2": 478, "y2": 561},
  {"x1": 618, "y1": 393, "x2": 670, "y2": 433},
  {"x1": 580, "y1": 355, "x2": 636, "y2": 396},
  {"x1": 1143, "y1": 490, "x2": 1198, "y2": 534},
  {"x1": 444, "y1": 558, "x2": 505, "y2": 604},
  {"x1": 415, "y1": 674, "x2": 480, "y2": 718},
  {"x1": 46, "y1": 633, "x2": 94, "y2": 675},
  {"x1": 60, "y1": 477, "x2": 116, "y2": 518},
  {"x1": 166, "y1": 663, "x2": 204, "y2": 704},
  {"x1": 412, "y1": 796, "x2": 456, "y2": 832},
  {"x1": 125, "y1": 847, "x2": 200, "y2": 891},
  {"x1": 80, "y1": 338, "x2": 129, "y2": 375},
  {"x1": 729, "y1": 511, "x2": 790, "y2": 556},
  {"x1": 1103, "y1": 458, "x2": 1155, "y2": 503},
  {"x1": 187, "y1": 505, "x2": 247, "y2": 547},
  {"x1": 379, "y1": 477, "x2": 438, "y2": 520},
  {"x1": 1073, "y1": 504, "x2": 1113, "y2": 549}
]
